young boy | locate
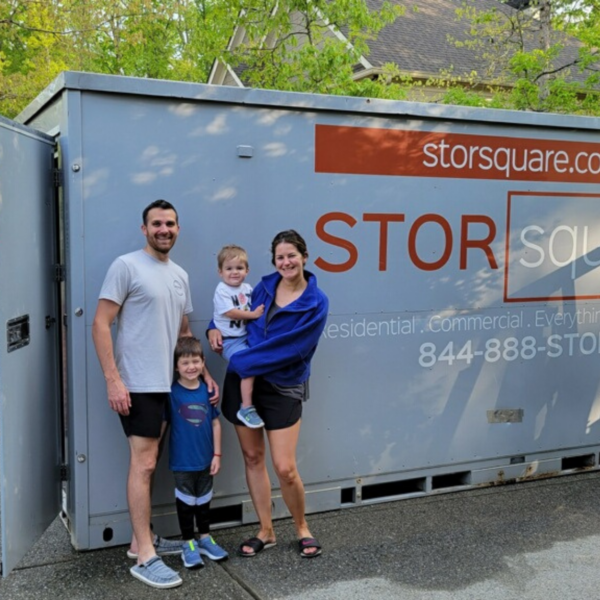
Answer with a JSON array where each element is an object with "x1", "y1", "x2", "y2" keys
[
  {"x1": 213, "y1": 245, "x2": 265, "y2": 429},
  {"x1": 167, "y1": 336, "x2": 229, "y2": 568}
]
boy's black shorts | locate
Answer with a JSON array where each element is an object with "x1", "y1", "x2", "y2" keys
[{"x1": 173, "y1": 467, "x2": 213, "y2": 504}]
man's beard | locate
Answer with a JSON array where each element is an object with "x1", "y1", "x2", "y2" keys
[{"x1": 149, "y1": 236, "x2": 174, "y2": 254}]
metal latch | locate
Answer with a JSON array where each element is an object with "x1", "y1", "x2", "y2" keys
[
  {"x1": 60, "y1": 464, "x2": 70, "y2": 482},
  {"x1": 53, "y1": 168, "x2": 64, "y2": 187},
  {"x1": 54, "y1": 264, "x2": 66, "y2": 282}
]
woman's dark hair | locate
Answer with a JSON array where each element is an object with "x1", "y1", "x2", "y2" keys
[{"x1": 270, "y1": 230, "x2": 308, "y2": 266}]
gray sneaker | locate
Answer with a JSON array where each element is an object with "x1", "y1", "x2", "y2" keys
[
  {"x1": 154, "y1": 536, "x2": 183, "y2": 556},
  {"x1": 130, "y1": 556, "x2": 182, "y2": 589},
  {"x1": 127, "y1": 535, "x2": 182, "y2": 559}
]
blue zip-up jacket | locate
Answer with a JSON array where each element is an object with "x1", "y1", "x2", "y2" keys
[{"x1": 228, "y1": 270, "x2": 328, "y2": 385}]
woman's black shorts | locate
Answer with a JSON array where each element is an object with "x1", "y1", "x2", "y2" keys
[{"x1": 222, "y1": 372, "x2": 302, "y2": 431}]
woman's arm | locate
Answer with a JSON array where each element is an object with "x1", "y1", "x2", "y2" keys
[{"x1": 207, "y1": 324, "x2": 223, "y2": 354}]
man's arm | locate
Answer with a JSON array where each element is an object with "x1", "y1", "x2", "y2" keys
[
  {"x1": 179, "y1": 314, "x2": 193, "y2": 337},
  {"x1": 180, "y1": 315, "x2": 219, "y2": 404},
  {"x1": 203, "y1": 366, "x2": 220, "y2": 405},
  {"x1": 92, "y1": 299, "x2": 131, "y2": 415}
]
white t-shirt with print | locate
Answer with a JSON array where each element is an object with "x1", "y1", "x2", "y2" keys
[{"x1": 213, "y1": 281, "x2": 253, "y2": 338}]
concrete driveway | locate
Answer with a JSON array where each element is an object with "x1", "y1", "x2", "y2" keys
[{"x1": 1, "y1": 472, "x2": 600, "y2": 599}]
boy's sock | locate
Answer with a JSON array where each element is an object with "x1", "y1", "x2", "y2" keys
[
  {"x1": 194, "y1": 501, "x2": 210, "y2": 536},
  {"x1": 176, "y1": 497, "x2": 196, "y2": 540}
]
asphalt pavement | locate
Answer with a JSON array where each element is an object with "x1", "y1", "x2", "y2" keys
[{"x1": 2, "y1": 471, "x2": 600, "y2": 599}]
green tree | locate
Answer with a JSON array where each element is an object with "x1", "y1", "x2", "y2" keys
[
  {"x1": 0, "y1": 0, "x2": 404, "y2": 118},
  {"x1": 0, "y1": 0, "x2": 235, "y2": 117},
  {"x1": 0, "y1": 1, "x2": 72, "y2": 117},
  {"x1": 221, "y1": 0, "x2": 405, "y2": 98},
  {"x1": 446, "y1": 0, "x2": 600, "y2": 114}
]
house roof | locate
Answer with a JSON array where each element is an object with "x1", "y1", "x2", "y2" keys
[
  {"x1": 362, "y1": 0, "x2": 500, "y2": 78},
  {"x1": 360, "y1": 0, "x2": 588, "y2": 84},
  {"x1": 209, "y1": 0, "x2": 592, "y2": 87}
]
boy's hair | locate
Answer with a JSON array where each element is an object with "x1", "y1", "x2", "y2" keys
[
  {"x1": 217, "y1": 244, "x2": 249, "y2": 270},
  {"x1": 174, "y1": 336, "x2": 204, "y2": 363}
]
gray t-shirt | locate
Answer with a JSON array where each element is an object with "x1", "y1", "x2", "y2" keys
[{"x1": 99, "y1": 249, "x2": 193, "y2": 392}]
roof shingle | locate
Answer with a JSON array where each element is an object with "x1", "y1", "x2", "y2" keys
[{"x1": 360, "y1": 0, "x2": 588, "y2": 85}]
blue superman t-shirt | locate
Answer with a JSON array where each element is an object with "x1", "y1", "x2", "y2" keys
[{"x1": 167, "y1": 380, "x2": 220, "y2": 471}]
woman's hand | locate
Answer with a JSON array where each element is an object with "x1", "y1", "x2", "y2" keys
[{"x1": 208, "y1": 329, "x2": 223, "y2": 354}]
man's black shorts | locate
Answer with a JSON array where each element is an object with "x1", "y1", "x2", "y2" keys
[{"x1": 119, "y1": 392, "x2": 168, "y2": 438}]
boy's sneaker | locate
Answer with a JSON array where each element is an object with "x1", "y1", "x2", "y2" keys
[
  {"x1": 236, "y1": 406, "x2": 264, "y2": 429},
  {"x1": 155, "y1": 535, "x2": 184, "y2": 556},
  {"x1": 181, "y1": 539, "x2": 204, "y2": 569},
  {"x1": 130, "y1": 556, "x2": 182, "y2": 589},
  {"x1": 127, "y1": 535, "x2": 182, "y2": 559},
  {"x1": 197, "y1": 536, "x2": 229, "y2": 561}
]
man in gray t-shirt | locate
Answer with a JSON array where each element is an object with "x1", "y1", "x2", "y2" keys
[{"x1": 92, "y1": 199, "x2": 218, "y2": 590}]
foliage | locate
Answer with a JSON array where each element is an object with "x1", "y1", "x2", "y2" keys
[
  {"x1": 0, "y1": 1, "x2": 68, "y2": 116},
  {"x1": 0, "y1": 0, "x2": 404, "y2": 118},
  {"x1": 1, "y1": 0, "x2": 599, "y2": 119},
  {"x1": 222, "y1": 0, "x2": 404, "y2": 95},
  {"x1": 0, "y1": 0, "x2": 234, "y2": 118},
  {"x1": 444, "y1": 0, "x2": 600, "y2": 114}
]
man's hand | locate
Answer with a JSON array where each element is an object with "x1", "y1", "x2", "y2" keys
[
  {"x1": 107, "y1": 378, "x2": 131, "y2": 415},
  {"x1": 203, "y1": 370, "x2": 220, "y2": 406}
]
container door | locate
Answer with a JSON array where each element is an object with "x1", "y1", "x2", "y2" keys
[{"x1": 0, "y1": 116, "x2": 60, "y2": 576}]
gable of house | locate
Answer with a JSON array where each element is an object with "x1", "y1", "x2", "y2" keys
[{"x1": 209, "y1": 0, "x2": 590, "y2": 90}]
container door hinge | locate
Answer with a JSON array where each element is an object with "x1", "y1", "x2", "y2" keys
[
  {"x1": 53, "y1": 168, "x2": 64, "y2": 188},
  {"x1": 54, "y1": 264, "x2": 66, "y2": 282},
  {"x1": 60, "y1": 464, "x2": 70, "y2": 482}
]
